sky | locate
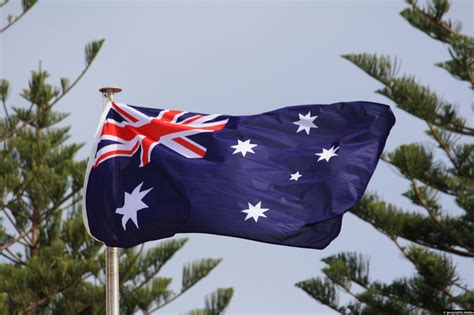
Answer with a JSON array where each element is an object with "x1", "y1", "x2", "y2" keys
[{"x1": 1, "y1": 0, "x2": 473, "y2": 314}]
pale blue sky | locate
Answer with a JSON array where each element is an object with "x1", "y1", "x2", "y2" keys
[{"x1": 1, "y1": 0, "x2": 473, "y2": 314}]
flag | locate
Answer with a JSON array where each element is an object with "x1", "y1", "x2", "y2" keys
[{"x1": 83, "y1": 101, "x2": 395, "y2": 249}]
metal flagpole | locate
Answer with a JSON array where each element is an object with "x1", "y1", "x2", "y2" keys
[{"x1": 99, "y1": 86, "x2": 122, "y2": 315}]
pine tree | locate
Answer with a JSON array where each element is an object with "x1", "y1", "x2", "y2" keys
[
  {"x1": 0, "y1": 2, "x2": 233, "y2": 314},
  {"x1": 296, "y1": 0, "x2": 473, "y2": 313}
]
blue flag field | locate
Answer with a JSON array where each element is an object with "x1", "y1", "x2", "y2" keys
[{"x1": 83, "y1": 101, "x2": 395, "y2": 249}]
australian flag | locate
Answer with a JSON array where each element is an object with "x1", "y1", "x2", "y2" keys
[{"x1": 83, "y1": 101, "x2": 395, "y2": 249}]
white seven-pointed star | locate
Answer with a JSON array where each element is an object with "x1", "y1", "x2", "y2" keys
[
  {"x1": 316, "y1": 145, "x2": 339, "y2": 162},
  {"x1": 290, "y1": 171, "x2": 302, "y2": 181},
  {"x1": 242, "y1": 201, "x2": 269, "y2": 223},
  {"x1": 115, "y1": 182, "x2": 153, "y2": 230},
  {"x1": 231, "y1": 139, "x2": 258, "y2": 157},
  {"x1": 293, "y1": 111, "x2": 318, "y2": 135}
]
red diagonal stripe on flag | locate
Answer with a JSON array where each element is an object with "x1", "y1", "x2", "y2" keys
[
  {"x1": 112, "y1": 102, "x2": 139, "y2": 123},
  {"x1": 173, "y1": 137, "x2": 206, "y2": 157},
  {"x1": 93, "y1": 141, "x2": 140, "y2": 168}
]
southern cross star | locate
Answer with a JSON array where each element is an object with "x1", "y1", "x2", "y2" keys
[
  {"x1": 242, "y1": 201, "x2": 269, "y2": 223},
  {"x1": 115, "y1": 182, "x2": 153, "y2": 230},
  {"x1": 290, "y1": 171, "x2": 302, "y2": 181},
  {"x1": 293, "y1": 111, "x2": 318, "y2": 135},
  {"x1": 231, "y1": 139, "x2": 258, "y2": 157},
  {"x1": 316, "y1": 145, "x2": 339, "y2": 162}
]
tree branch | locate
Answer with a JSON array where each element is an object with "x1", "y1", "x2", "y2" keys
[
  {"x1": 120, "y1": 244, "x2": 144, "y2": 283},
  {"x1": 21, "y1": 272, "x2": 92, "y2": 314},
  {"x1": 367, "y1": 216, "x2": 473, "y2": 257},
  {"x1": 407, "y1": 1, "x2": 474, "y2": 88},
  {"x1": 409, "y1": 1, "x2": 455, "y2": 40},
  {"x1": 148, "y1": 273, "x2": 217, "y2": 313},
  {"x1": 5, "y1": 246, "x2": 23, "y2": 264},
  {"x1": 2, "y1": 99, "x2": 11, "y2": 126},
  {"x1": 0, "y1": 174, "x2": 38, "y2": 239},
  {"x1": 426, "y1": 123, "x2": 463, "y2": 176},
  {"x1": 0, "y1": 0, "x2": 10, "y2": 9},
  {"x1": 464, "y1": 58, "x2": 474, "y2": 88},
  {"x1": 0, "y1": 251, "x2": 21, "y2": 264},
  {"x1": 410, "y1": 179, "x2": 472, "y2": 254},
  {"x1": 391, "y1": 237, "x2": 459, "y2": 305},
  {"x1": 1, "y1": 207, "x2": 32, "y2": 244},
  {"x1": 12, "y1": 276, "x2": 29, "y2": 312},
  {"x1": 0, "y1": 226, "x2": 31, "y2": 252},
  {"x1": 1, "y1": 59, "x2": 94, "y2": 142},
  {"x1": 453, "y1": 282, "x2": 470, "y2": 292},
  {"x1": 39, "y1": 183, "x2": 82, "y2": 220},
  {"x1": 0, "y1": 2, "x2": 37, "y2": 34}
]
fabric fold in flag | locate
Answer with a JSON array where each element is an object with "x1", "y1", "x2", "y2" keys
[{"x1": 82, "y1": 101, "x2": 395, "y2": 249}]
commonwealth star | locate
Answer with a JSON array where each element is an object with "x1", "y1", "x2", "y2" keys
[{"x1": 115, "y1": 182, "x2": 153, "y2": 230}]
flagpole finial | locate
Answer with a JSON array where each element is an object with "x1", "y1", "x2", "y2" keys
[
  {"x1": 99, "y1": 86, "x2": 122, "y2": 94},
  {"x1": 99, "y1": 86, "x2": 122, "y2": 108}
]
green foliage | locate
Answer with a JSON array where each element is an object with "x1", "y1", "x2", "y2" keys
[
  {"x1": 59, "y1": 77, "x2": 69, "y2": 94},
  {"x1": 22, "y1": 0, "x2": 37, "y2": 12},
  {"x1": 297, "y1": 1, "x2": 473, "y2": 313},
  {"x1": 0, "y1": 79, "x2": 9, "y2": 103},
  {"x1": 342, "y1": 53, "x2": 471, "y2": 135},
  {"x1": 296, "y1": 278, "x2": 340, "y2": 312},
  {"x1": 114, "y1": 242, "x2": 224, "y2": 314},
  {"x1": 352, "y1": 194, "x2": 473, "y2": 257},
  {"x1": 401, "y1": 0, "x2": 474, "y2": 88},
  {"x1": 322, "y1": 253, "x2": 370, "y2": 289},
  {"x1": 402, "y1": 0, "x2": 454, "y2": 40},
  {"x1": 0, "y1": 0, "x2": 38, "y2": 33},
  {"x1": 0, "y1": 37, "x2": 105, "y2": 313},
  {"x1": 298, "y1": 250, "x2": 461, "y2": 314},
  {"x1": 183, "y1": 258, "x2": 222, "y2": 291},
  {"x1": 0, "y1": 9, "x2": 233, "y2": 314},
  {"x1": 188, "y1": 288, "x2": 234, "y2": 315},
  {"x1": 85, "y1": 39, "x2": 105, "y2": 67}
]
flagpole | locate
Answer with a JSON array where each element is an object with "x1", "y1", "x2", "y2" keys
[{"x1": 99, "y1": 86, "x2": 122, "y2": 315}]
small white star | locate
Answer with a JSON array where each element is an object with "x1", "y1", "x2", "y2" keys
[
  {"x1": 293, "y1": 111, "x2": 318, "y2": 135},
  {"x1": 242, "y1": 201, "x2": 269, "y2": 223},
  {"x1": 231, "y1": 139, "x2": 258, "y2": 157},
  {"x1": 115, "y1": 182, "x2": 153, "y2": 230},
  {"x1": 316, "y1": 145, "x2": 339, "y2": 162},
  {"x1": 290, "y1": 171, "x2": 302, "y2": 181}
]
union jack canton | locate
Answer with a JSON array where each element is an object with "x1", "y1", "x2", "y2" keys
[{"x1": 93, "y1": 102, "x2": 228, "y2": 168}]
